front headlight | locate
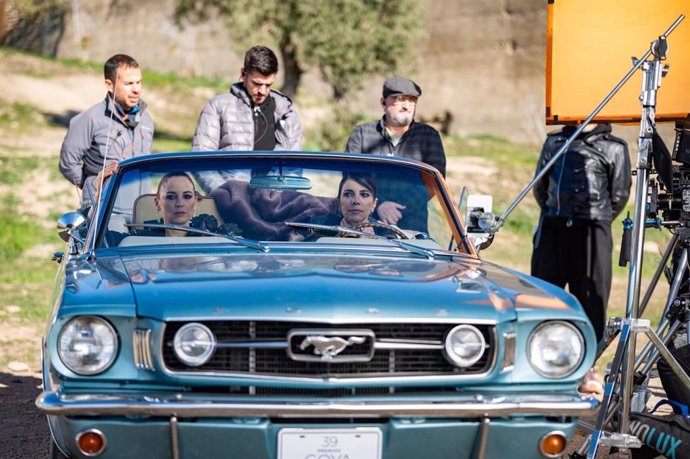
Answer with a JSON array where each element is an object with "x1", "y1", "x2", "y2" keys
[
  {"x1": 528, "y1": 321, "x2": 584, "y2": 378},
  {"x1": 173, "y1": 322, "x2": 216, "y2": 367},
  {"x1": 58, "y1": 316, "x2": 118, "y2": 375},
  {"x1": 444, "y1": 324, "x2": 486, "y2": 367}
]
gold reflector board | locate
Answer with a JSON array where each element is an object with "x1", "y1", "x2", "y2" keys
[{"x1": 546, "y1": 0, "x2": 690, "y2": 124}]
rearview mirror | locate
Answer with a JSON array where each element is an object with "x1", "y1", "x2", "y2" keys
[{"x1": 249, "y1": 170, "x2": 312, "y2": 190}]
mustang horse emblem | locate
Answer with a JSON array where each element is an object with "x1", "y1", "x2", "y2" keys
[{"x1": 299, "y1": 335, "x2": 367, "y2": 360}]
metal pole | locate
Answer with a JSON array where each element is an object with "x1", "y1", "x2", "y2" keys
[{"x1": 620, "y1": 55, "x2": 666, "y2": 435}]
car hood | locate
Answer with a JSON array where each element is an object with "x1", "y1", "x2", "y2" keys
[{"x1": 112, "y1": 252, "x2": 582, "y2": 323}]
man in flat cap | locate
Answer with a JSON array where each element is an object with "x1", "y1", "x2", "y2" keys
[{"x1": 345, "y1": 76, "x2": 446, "y2": 229}]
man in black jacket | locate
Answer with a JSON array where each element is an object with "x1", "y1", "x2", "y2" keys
[
  {"x1": 345, "y1": 77, "x2": 445, "y2": 231},
  {"x1": 531, "y1": 123, "x2": 631, "y2": 343}
]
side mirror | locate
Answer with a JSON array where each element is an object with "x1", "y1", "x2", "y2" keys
[
  {"x1": 57, "y1": 211, "x2": 87, "y2": 243},
  {"x1": 465, "y1": 195, "x2": 495, "y2": 252}
]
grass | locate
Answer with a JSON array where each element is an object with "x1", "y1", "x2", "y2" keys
[
  {"x1": 0, "y1": 102, "x2": 48, "y2": 132},
  {"x1": 445, "y1": 134, "x2": 540, "y2": 167},
  {"x1": 0, "y1": 193, "x2": 58, "y2": 322},
  {"x1": 0, "y1": 157, "x2": 42, "y2": 184},
  {"x1": 0, "y1": 46, "x2": 232, "y2": 93},
  {"x1": 57, "y1": 55, "x2": 231, "y2": 92},
  {"x1": 0, "y1": 152, "x2": 65, "y2": 322}
]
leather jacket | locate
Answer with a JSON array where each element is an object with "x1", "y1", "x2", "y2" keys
[{"x1": 533, "y1": 124, "x2": 631, "y2": 222}]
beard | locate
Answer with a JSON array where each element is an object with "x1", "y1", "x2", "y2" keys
[{"x1": 387, "y1": 111, "x2": 414, "y2": 127}]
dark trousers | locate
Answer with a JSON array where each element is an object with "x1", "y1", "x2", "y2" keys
[
  {"x1": 531, "y1": 216, "x2": 612, "y2": 342},
  {"x1": 658, "y1": 344, "x2": 690, "y2": 409}
]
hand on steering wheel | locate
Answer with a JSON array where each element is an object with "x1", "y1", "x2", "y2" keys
[{"x1": 350, "y1": 221, "x2": 409, "y2": 239}]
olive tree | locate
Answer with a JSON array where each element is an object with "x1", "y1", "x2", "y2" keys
[{"x1": 174, "y1": 0, "x2": 422, "y2": 100}]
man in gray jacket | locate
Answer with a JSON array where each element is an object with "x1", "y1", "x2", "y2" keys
[
  {"x1": 191, "y1": 45, "x2": 302, "y2": 193},
  {"x1": 59, "y1": 54, "x2": 154, "y2": 209}
]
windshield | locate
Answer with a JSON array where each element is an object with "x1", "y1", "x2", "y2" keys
[{"x1": 94, "y1": 154, "x2": 470, "y2": 254}]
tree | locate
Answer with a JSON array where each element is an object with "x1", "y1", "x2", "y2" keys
[{"x1": 174, "y1": 0, "x2": 422, "y2": 101}]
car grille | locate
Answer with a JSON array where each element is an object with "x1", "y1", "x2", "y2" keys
[{"x1": 162, "y1": 321, "x2": 495, "y2": 378}]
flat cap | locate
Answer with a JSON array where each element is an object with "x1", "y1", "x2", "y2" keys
[{"x1": 382, "y1": 76, "x2": 422, "y2": 98}]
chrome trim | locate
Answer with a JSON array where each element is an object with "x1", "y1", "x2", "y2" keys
[
  {"x1": 155, "y1": 370, "x2": 494, "y2": 384},
  {"x1": 133, "y1": 329, "x2": 154, "y2": 371},
  {"x1": 375, "y1": 341, "x2": 444, "y2": 350},
  {"x1": 501, "y1": 331, "x2": 516, "y2": 373},
  {"x1": 162, "y1": 317, "x2": 499, "y2": 325},
  {"x1": 216, "y1": 341, "x2": 287, "y2": 349},
  {"x1": 37, "y1": 391, "x2": 599, "y2": 418},
  {"x1": 287, "y1": 329, "x2": 375, "y2": 362},
  {"x1": 249, "y1": 322, "x2": 256, "y2": 395},
  {"x1": 195, "y1": 340, "x2": 445, "y2": 351},
  {"x1": 538, "y1": 430, "x2": 567, "y2": 458},
  {"x1": 75, "y1": 428, "x2": 107, "y2": 457},
  {"x1": 160, "y1": 326, "x2": 498, "y2": 382}
]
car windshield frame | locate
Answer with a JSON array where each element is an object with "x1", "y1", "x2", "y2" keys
[{"x1": 87, "y1": 152, "x2": 473, "y2": 255}]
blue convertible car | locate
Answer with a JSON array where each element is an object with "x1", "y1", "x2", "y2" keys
[{"x1": 38, "y1": 152, "x2": 598, "y2": 458}]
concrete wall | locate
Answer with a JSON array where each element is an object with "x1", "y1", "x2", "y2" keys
[{"x1": 53, "y1": 0, "x2": 549, "y2": 144}]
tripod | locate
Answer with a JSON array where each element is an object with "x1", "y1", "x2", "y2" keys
[{"x1": 573, "y1": 228, "x2": 690, "y2": 457}]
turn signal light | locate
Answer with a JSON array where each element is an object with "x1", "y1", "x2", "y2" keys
[
  {"x1": 76, "y1": 429, "x2": 106, "y2": 456},
  {"x1": 539, "y1": 430, "x2": 567, "y2": 458}
]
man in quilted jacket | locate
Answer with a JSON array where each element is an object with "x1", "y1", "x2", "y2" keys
[{"x1": 191, "y1": 45, "x2": 302, "y2": 193}]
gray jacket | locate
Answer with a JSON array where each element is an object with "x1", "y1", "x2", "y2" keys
[
  {"x1": 59, "y1": 95, "x2": 154, "y2": 207},
  {"x1": 191, "y1": 83, "x2": 302, "y2": 192}
]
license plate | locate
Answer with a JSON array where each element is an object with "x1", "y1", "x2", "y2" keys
[{"x1": 278, "y1": 427, "x2": 382, "y2": 459}]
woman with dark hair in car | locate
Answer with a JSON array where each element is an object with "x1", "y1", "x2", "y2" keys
[{"x1": 311, "y1": 173, "x2": 378, "y2": 233}]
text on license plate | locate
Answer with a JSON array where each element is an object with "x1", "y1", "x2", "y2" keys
[{"x1": 278, "y1": 427, "x2": 382, "y2": 459}]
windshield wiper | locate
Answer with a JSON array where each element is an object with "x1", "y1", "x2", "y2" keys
[
  {"x1": 285, "y1": 222, "x2": 435, "y2": 259},
  {"x1": 125, "y1": 223, "x2": 268, "y2": 252}
]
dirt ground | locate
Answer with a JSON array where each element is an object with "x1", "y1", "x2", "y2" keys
[{"x1": 0, "y1": 372, "x2": 50, "y2": 458}]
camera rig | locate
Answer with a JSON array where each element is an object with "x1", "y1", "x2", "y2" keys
[{"x1": 648, "y1": 123, "x2": 690, "y2": 226}]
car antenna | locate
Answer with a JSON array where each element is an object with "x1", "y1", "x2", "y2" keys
[{"x1": 89, "y1": 66, "x2": 124, "y2": 261}]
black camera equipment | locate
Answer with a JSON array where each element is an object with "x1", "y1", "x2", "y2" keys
[{"x1": 651, "y1": 124, "x2": 690, "y2": 224}]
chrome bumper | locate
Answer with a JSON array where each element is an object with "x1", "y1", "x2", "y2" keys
[{"x1": 37, "y1": 391, "x2": 599, "y2": 418}]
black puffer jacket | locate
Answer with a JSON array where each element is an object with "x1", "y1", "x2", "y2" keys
[{"x1": 533, "y1": 124, "x2": 631, "y2": 222}]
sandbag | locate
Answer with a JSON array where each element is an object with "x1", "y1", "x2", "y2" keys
[{"x1": 629, "y1": 400, "x2": 690, "y2": 459}]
